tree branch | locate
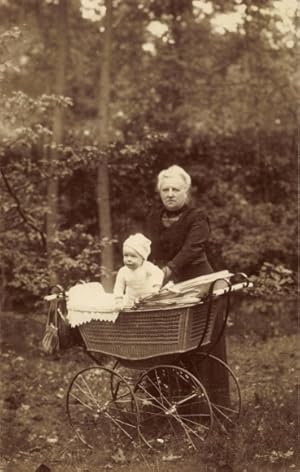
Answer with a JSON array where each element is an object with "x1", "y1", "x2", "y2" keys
[{"x1": 1, "y1": 168, "x2": 47, "y2": 251}]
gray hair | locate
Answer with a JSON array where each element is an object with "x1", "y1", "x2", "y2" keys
[{"x1": 156, "y1": 165, "x2": 192, "y2": 192}]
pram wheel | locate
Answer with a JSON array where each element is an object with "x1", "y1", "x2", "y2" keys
[
  {"x1": 185, "y1": 353, "x2": 241, "y2": 431},
  {"x1": 66, "y1": 366, "x2": 139, "y2": 452},
  {"x1": 133, "y1": 365, "x2": 213, "y2": 451}
]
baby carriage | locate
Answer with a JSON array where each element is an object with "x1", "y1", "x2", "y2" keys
[{"x1": 43, "y1": 272, "x2": 252, "y2": 456}]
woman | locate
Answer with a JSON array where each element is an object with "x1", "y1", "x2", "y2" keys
[
  {"x1": 145, "y1": 165, "x2": 229, "y2": 401},
  {"x1": 146, "y1": 165, "x2": 213, "y2": 283}
]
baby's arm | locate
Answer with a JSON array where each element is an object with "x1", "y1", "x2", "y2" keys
[
  {"x1": 113, "y1": 267, "x2": 126, "y2": 309},
  {"x1": 147, "y1": 262, "x2": 164, "y2": 293}
]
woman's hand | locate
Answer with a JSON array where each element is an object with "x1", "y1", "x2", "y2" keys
[
  {"x1": 152, "y1": 284, "x2": 161, "y2": 294},
  {"x1": 162, "y1": 266, "x2": 173, "y2": 284}
]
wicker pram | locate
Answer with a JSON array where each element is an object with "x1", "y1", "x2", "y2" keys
[
  {"x1": 75, "y1": 274, "x2": 251, "y2": 361},
  {"x1": 44, "y1": 273, "x2": 252, "y2": 452},
  {"x1": 79, "y1": 298, "x2": 219, "y2": 361}
]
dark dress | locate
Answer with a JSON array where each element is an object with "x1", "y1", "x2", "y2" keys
[
  {"x1": 145, "y1": 204, "x2": 229, "y2": 400},
  {"x1": 145, "y1": 205, "x2": 213, "y2": 281}
]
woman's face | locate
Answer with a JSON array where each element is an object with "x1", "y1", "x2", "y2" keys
[{"x1": 159, "y1": 176, "x2": 188, "y2": 211}]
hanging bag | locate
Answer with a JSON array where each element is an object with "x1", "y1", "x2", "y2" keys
[{"x1": 42, "y1": 293, "x2": 80, "y2": 354}]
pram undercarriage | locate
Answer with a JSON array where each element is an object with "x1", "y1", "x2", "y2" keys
[{"x1": 44, "y1": 273, "x2": 251, "y2": 454}]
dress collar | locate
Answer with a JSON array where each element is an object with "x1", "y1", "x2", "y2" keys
[{"x1": 162, "y1": 205, "x2": 187, "y2": 218}]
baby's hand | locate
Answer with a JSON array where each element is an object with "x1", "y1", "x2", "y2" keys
[{"x1": 114, "y1": 297, "x2": 124, "y2": 311}]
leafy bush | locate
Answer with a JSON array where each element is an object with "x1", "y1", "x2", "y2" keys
[
  {"x1": 250, "y1": 262, "x2": 297, "y2": 298},
  {"x1": 50, "y1": 225, "x2": 109, "y2": 288},
  {"x1": 1, "y1": 225, "x2": 107, "y2": 308},
  {"x1": 1, "y1": 81, "x2": 297, "y2": 307}
]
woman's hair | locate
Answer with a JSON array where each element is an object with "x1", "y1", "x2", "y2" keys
[{"x1": 156, "y1": 165, "x2": 192, "y2": 192}]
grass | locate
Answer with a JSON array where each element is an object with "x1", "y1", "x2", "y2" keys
[
  {"x1": 0, "y1": 296, "x2": 298, "y2": 471},
  {"x1": 55, "y1": 334, "x2": 298, "y2": 472}
]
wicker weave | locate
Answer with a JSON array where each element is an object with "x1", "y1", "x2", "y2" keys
[{"x1": 79, "y1": 299, "x2": 218, "y2": 361}]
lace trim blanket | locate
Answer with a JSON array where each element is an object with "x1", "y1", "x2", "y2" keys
[{"x1": 66, "y1": 282, "x2": 120, "y2": 327}]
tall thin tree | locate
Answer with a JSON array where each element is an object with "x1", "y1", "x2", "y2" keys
[
  {"x1": 97, "y1": 0, "x2": 114, "y2": 290},
  {"x1": 47, "y1": 0, "x2": 68, "y2": 286}
]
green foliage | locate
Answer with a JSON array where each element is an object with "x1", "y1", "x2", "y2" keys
[
  {"x1": 1, "y1": 224, "x2": 107, "y2": 305},
  {"x1": 0, "y1": 26, "x2": 23, "y2": 80},
  {"x1": 0, "y1": 2, "x2": 297, "y2": 307},
  {"x1": 249, "y1": 262, "x2": 296, "y2": 298},
  {"x1": 1, "y1": 229, "x2": 46, "y2": 291},
  {"x1": 48, "y1": 225, "x2": 107, "y2": 288}
]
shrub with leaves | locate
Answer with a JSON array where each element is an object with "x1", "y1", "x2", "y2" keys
[
  {"x1": 249, "y1": 262, "x2": 297, "y2": 298},
  {"x1": 49, "y1": 225, "x2": 108, "y2": 289},
  {"x1": 2, "y1": 224, "x2": 108, "y2": 307}
]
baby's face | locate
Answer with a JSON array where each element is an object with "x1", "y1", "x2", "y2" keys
[{"x1": 123, "y1": 246, "x2": 144, "y2": 270}]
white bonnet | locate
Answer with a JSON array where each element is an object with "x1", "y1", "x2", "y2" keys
[{"x1": 123, "y1": 233, "x2": 151, "y2": 260}]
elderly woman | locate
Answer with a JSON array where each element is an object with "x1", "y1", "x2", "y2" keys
[
  {"x1": 146, "y1": 165, "x2": 213, "y2": 284},
  {"x1": 145, "y1": 165, "x2": 228, "y2": 399}
]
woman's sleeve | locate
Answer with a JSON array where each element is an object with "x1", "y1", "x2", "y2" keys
[{"x1": 168, "y1": 210, "x2": 210, "y2": 276}]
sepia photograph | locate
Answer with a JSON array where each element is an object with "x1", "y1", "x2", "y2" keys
[{"x1": 0, "y1": 0, "x2": 298, "y2": 471}]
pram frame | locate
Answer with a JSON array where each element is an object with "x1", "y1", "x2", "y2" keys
[{"x1": 44, "y1": 274, "x2": 250, "y2": 452}]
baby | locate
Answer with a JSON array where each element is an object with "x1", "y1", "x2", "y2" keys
[
  {"x1": 67, "y1": 234, "x2": 163, "y2": 327},
  {"x1": 114, "y1": 233, "x2": 164, "y2": 309}
]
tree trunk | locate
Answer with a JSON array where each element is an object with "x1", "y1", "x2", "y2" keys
[
  {"x1": 97, "y1": 0, "x2": 114, "y2": 290},
  {"x1": 0, "y1": 212, "x2": 7, "y2": 313},
  {"x1": 47, "y1": 0, "x2": 68, "y2": 287}
]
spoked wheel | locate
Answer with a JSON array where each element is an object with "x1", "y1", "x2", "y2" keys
[
  {"x1": 66, "y1": 366, "x2": 140, "y2": 452},
  {"x1": 134, "y1": 365, "x2": 213, "y2": 451},
  {"x1": 185, "y1": 353, "x2": 241, "y2": 432}
]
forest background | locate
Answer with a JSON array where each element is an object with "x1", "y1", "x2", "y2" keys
[
  {"x1": 0, "y1": 1, "x2": 298, "y2": 470},
  {"x1": 0, "y1": 0, "x2": 297, "y2": 309}
]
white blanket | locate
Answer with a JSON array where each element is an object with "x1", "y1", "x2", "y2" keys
[{"x1": 66, "y1": 282, "x2": 120, "y2": 327}]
